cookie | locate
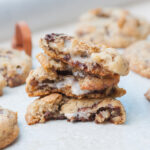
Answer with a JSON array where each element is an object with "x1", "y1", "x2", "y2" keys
[
  {"x1": 124, "y1": 40, "x2": 150, "y2": 78},
  {"x1": 61, "y1": 97, "x2": 126, "y2": 124},
  {"x1": 0, "y1": 48, "x2": 32, "y2": 87},
  {"x1": 25, "y1": 93, "x2": 66, "y2": 125},
  {"x1": 25, "y1": 93, "x2": 126, "y2": 125},
  {"x1": 39, "y1": 33, "x2": 129, "y2": 76},
  {"x1": 0, "y1": 106, "x2": 19, "y2": 149},
  {"x1": 76, "y1": 8, "x2": 150, "y2": 48},
  {"x1": 36, "y1": 52, "x2": 120, "y2": 91},
  {"x1": 145, "y1": 89, "x2": 150, "y2": 101},
  {"x1": 26, "y1": 67, "x2": 125, "y2": 98},
  {"x1": 0, "y1": 74, "x2": 6, "y2": 96}
]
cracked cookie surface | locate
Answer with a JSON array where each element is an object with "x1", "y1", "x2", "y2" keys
[
  {"x1": 25, "y1": 93, "x2": 126, "y2": 125},
  {"x1": 0, "y1": 48, "x2": 32, "y2": 87},
  {"x1": 0, "y1": 106, "x2": 19, "y2": 149},
  {"x1": 124, "y1": 40, "x2": 150, "y2": 78},
  {"x1": 39, "y1": 33, "x2": 129, "y2": 76},
  {"x1": 76, "y1": 8, "x2": 150, "y2": 48}
]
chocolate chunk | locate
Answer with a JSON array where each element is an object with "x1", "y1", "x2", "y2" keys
[
  {"x1": 42, "y1": 79, "x2": 54, "y2": 84},
  {"x1": 57, "y1": 70, "x2": 72, "y2": 76},
  {"x1": 44, "y1": 111, "x2": 54, "y2": 120},
  {"x1": 64, "y1": 54, "x2": 71, "y2": 61},
  {"x1": 30, "y1": 79, "x2": 38, "y2": 86}
]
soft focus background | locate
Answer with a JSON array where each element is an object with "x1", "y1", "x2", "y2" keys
[
  {"x1": 1, "y1": 1, "x2": 150, "y2": 150},
  {"x1": 0, "y1": 0, "x2": 149, "y2": 42}
]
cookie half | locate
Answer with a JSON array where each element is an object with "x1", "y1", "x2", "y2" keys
[
  {"x1": 25, "y1": 93, "x2": 126, "y2": 125},
  {"x1": 0, "y1": 48, "x2": 32, "y2": 87},
  {"x1": 39, "y1": 33, "x2": 129, "y2": 76},
  {"x1": 26, "y1": 67, "x2": 125, "y2": 98},
  {"x1": 124, "y1": 40, "x2": 150, "y2": 78},
  {"x1": 0, "y1": 106, "x2": 19, "y2": 149},
  {"x1": 76, "y1": 8, "x2": 150, "y2": 48}
]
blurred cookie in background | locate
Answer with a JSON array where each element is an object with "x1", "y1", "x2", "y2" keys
[
  {"x1": 0, "y1": 106, "x2": 19, "y2": 149},
  {"x1": 76, "y1": 8, "x2": 150, "y2": 48},
  {"x1": 0, "y1": 74, "x2": 6, "y2": 96},
  {"x1": 0, "y1": 48, "x2": 32, "y2": 87},
  {"x1": 124, "y1": 40, "x2": 150, "y2": 78}
]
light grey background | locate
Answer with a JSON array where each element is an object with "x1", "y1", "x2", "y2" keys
[{"x1": 0, "y1": 0, "x2": 147, "y2": 41}]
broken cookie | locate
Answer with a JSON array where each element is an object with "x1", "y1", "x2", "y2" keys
[
  {"x1": 25, "y1": 93, "x2": 126, "y2": 125},
  {"x1": 39, "y1": 33, "x2": 129, "y2": 76},
  {"x1": 26, "y1": 67, "x2": 125, "y2": 98}
]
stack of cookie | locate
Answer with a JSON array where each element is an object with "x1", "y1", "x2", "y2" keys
[{"x1": 25, "y1": 33, "x2": 129, "y2": 125}]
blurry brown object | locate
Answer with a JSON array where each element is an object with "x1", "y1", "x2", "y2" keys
[
  {"x1": 12, "y1": 21, "x2": 32, "y2": 56},
  {"x1": 145, "y1": 89, "x2": 150, "y2": 101}
]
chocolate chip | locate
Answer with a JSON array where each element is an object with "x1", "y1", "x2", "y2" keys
[
  {"x1": 63, "y1": 54, "x2": 71, "y2": 61},
  {"x1": 42, "y1": 79, "x2": 54, "y2": 84},
  {"x1": 57, "y1": 70, "x2": 72, "y2": 76},
  {"x1": 30, "y1": 79, "x2": 38, "y2": 86},
  {"x1": 0, "y1": 109, "x2": 4, "y2": 114},
  {"x1": 45, "y1": 34, "x2": 55, "y2": 42},
  {"x1": 44, "y1": 111, "x2": 54, "y2": 120}
]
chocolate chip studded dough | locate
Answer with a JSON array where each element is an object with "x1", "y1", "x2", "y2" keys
[
  {"x1": 25, "y1": 93, "x2": 126, "y2": 125},
  {"x1": 0, "y1": 106, "x2": 19, "y2": 149},
  {"x1": 39, "y1": 33, "x2": 129, "y2": 77},
  {"x1": 0, "y1": 74, "x2": 6, "y2": 96},
  {"x1": 76, "y1": 8, "x2": 150, "y2": 48},
  {"x1": 26, "y1": 67, "x2": 125, "y2": 98},
  {"x1": 0, "y1": 48, "x2": 32, "y2": 87},
  {"x1": 124, "y1": 40, "x2": 150, "y2": 78}
]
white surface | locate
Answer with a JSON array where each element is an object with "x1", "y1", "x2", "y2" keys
[{"x1": 1, "y1": 2, "x2": 150, "y2": 150}]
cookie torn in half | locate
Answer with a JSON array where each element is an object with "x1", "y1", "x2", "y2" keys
[
  {"x1": 25, "y1": 93, "x2": 126, "y2": 125},
  {"x1": 39, "y1": 33, "x2": 129, "y2": 76},
  {"x1": 26, "y1": 67, "x2": 125, "y2": 99}
]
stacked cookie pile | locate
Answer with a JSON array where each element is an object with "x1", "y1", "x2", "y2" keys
[{"x1": 25, "y1": 33, "x2": 129, "y2": 125}]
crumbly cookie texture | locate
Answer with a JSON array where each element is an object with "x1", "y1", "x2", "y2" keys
[
  {"x1": 61, "y1": 97, "x2": 126, "y2": 124},
  {"x1": 76, "y1": 8, "x2": 150, "y2": 48},
  {"x1": 0, "y1": 74, "x2": 6, "y2": 96},
  {"x1": 25, "y1": 94, "x2": 66, "y2": 125},
  {"x1": 124, "y1": 40, "x2": 150, "y2": 78},
  {"x1": 39, "y1": 33, "x2": 129, "y2": 76},
  {"x1": 145, "y1": 89, "x2": 150, "y2": 101},
  {"x1": 36, "y1": 53, "x2": 69, "y2": 72},
  {"x1": 0, "y1": 106, "x2": 19, "y2": 149},
  {"x1": 0, "y1": 48, "x2": 32, "y2": 87},
  {"x1": 25, "y1": 93, "x2": 126, "y2": 125},
  {"x1": 36, "y1": 52, "x2": 120, "y2": 91},
  {"x1": 26, "y1": 67, "x2": 125, "y2": 98}
]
